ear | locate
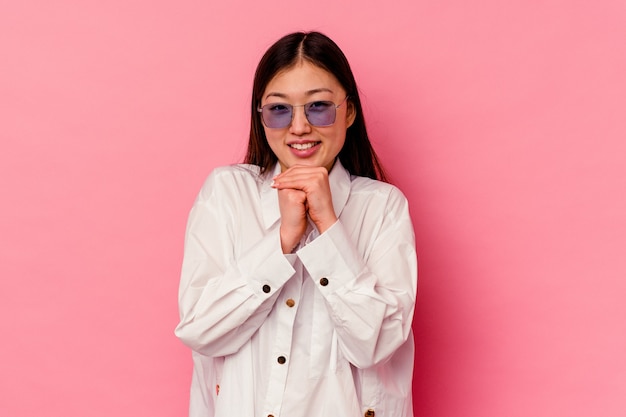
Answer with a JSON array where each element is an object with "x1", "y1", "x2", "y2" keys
[{"x1": 346, "y1": 100, "x2": 357, "y2": 128}]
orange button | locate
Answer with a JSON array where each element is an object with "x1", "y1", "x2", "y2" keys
[
  {"x1": 364, "y1": 409, "x2": 375, "y2": 417},
  {"x1": 286, "y1": 298, "x2": 295, "y2": 307}
]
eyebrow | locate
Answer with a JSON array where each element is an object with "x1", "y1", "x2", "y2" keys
[{"x1": 264, "y1": 88, "x2": 334, "y2": 100}]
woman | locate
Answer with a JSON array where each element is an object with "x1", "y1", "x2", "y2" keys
[{"x1": 175, "y1": 31, "x2": 417, "y2": 417}]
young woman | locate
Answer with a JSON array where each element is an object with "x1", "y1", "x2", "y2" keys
[{"x1": 175, "y1": 31, "x2": 417, "y2": 417}]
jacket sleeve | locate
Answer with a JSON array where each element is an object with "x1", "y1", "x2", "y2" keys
[
  {"x1": 175, "y1": 171, "x2": 296, "y2": 357},
  {"x1": 296, "y1": 186, "x2": 417, "y2": 368}
]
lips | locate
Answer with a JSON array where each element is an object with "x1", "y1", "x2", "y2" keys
[{"x1": 289, "y1": 142, "x2": 320, "y2": 150}]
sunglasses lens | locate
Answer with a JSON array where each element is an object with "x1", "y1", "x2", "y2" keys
[
  {"x1": 262, "y1": 104, "x2": 292, "y2": 128},
  {"x1": 305, "y1": 101, "x2": 336, "y2": 126}
]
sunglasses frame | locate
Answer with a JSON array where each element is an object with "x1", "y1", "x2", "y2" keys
[{"x1": 257, "y1": 96, "x2": 349, "y2": 129}]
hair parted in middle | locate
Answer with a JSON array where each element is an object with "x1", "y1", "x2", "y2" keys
[{"x1": 244, "y1": 31, "x2": 387, "y2": 182}]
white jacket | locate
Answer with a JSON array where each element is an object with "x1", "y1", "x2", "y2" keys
[{"x1": 175, "y1": 160, "x2": 417, "y2": 417}]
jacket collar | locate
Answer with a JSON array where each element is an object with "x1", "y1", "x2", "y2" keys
[{"x1": 260, "y1": 159, "x2": 351, "y2": 230}]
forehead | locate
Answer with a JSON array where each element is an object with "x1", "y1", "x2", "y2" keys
[{"x1": 263, "y1": 61, "x2": 344, "y2": 98}]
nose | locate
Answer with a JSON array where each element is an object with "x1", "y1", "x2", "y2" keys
[{"x1": 289, "y1": 105, "x2": 312, "y2": 135}]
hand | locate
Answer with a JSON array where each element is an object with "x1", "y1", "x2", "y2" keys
[
  {"x1": 272, "y1": 165, "x2": 338, "y2": 240},
  {"x1": 276, "y1": 186, "x2": 307, "y2": 253}
]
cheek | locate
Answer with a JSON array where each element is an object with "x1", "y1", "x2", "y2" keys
[
  {"x1": 263, "y1": 128, "x2": 279, "y2": 144},
  {"x1": 264, "y1": 129, "x2": 286, "y2": 154},
  {"x1": 330, "y1": 125, "x2": 348, "y2": 146}
]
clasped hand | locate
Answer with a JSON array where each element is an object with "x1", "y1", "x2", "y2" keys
[{"x1": 272, "y1": 165, "x2": 337, "y2": 254}]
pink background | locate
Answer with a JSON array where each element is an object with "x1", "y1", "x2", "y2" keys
[{"x1": 1, "y1": 1, "x2": 625, "y2": 416}]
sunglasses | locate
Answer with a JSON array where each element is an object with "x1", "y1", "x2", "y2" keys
[{"x1": 257, "y1": 96, "x2": 349, "y2": 129}]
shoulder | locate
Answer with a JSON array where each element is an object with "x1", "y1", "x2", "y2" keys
[
  {"x1": 347, "y1": 175, "x2": 411, "y2": 222},
  {"x1": 208, "y1": 163, "x2": 263, "y2": 181},
  {"x1": 349, "y1": 175, "x2": 407, "y2": 203},
  {"x1": 196, "y1": 164, "x2": 266, "y2": 202}
]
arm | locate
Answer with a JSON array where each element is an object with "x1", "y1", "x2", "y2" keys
[
  {"x1": 175, "y1": 171, "x2": 296, "y2": 357},
  {"x1": 297, "y1": 186, "x2": 417, "y2": 369}
]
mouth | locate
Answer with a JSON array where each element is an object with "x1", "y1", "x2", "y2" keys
[{"x1": 289, "y1": 142, "x2": 320, "y2": 151}]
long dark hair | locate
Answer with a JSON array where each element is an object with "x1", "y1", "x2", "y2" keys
[{"x1": 244, "y1": 31, "x2": 387, "y2": 182}]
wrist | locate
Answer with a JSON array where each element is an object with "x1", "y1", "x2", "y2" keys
[
  {"x1": 281, "y1": 241, "x2": 300, "y2": 254},
  {"x1": 280, "y1": 228, "x2": 302, "y2": 254},
  {"x1": 316, "y1": 216, "x2": 338, "y2": 234}
]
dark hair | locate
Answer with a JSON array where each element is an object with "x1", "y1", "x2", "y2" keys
[{"x1": 244, "y1": 31, "x2": 387, "y2": 182}]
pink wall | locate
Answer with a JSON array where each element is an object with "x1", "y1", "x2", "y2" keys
[{"x1": 2, "y1": 1, "x2": 625, "y2": 416}]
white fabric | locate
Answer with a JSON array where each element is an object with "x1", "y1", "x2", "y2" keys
[{"x1": 175, "y1": 160, "x2": 417, "y2": 417}]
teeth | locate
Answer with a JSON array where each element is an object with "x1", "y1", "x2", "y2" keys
[{"x1": 290, "y1": 142, "x2": 318, "y2": 150}]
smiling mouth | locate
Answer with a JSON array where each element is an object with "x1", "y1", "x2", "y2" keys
[{"x1": 289, "y1": 142, "x2": 320, "y2": 150}]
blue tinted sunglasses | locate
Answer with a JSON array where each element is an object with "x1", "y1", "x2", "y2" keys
[{"x1": 258, "y1": 96, "x2": 349, "y2": 129}]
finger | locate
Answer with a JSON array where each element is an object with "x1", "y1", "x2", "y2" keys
[
  {"x1": 274, "y1": 165, "x2": 328, "y2": 181},
  {"x1": 272, "y1": 171, "x2": 329, "y2": 190},
  {"x1": 277, "y1": 188, "x2": 307, "y2": 204}
]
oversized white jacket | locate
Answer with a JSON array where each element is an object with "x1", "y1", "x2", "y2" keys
[{"x1": 175, "y1": 160, "x2": 417, "y2": 417}]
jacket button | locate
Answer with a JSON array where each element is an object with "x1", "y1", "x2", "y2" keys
[
  {"x1": 277, "y1": 356, "x2": 286, "y2": 364},
  {"x1": 364, "y1": 409, "x2": 375, "y2": 417},
  {"x1": 286, "y1": 298, "x2": 295, "y2": 307},
  {"x1": 262, "y1": 284, "x2": 271, "y2": 293},
  {"x1": 319, "y1": 277, "x2": 329, "y2": 286}
]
